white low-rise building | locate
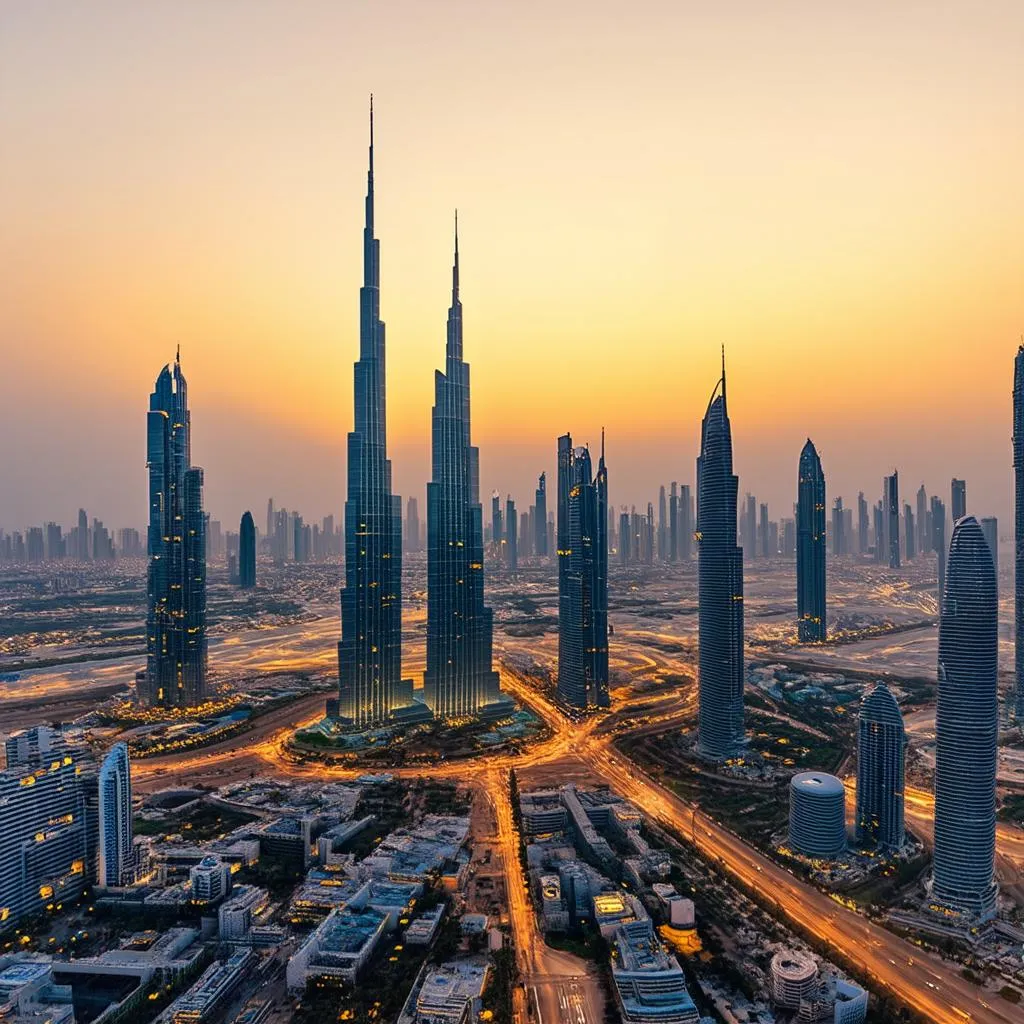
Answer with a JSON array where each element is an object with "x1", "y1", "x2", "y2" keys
[{"x1": 286, "y1": 909, "x2": 389, "y2": 989}]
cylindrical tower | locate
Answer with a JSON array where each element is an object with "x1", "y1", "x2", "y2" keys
[{"x1": 788, "y1": 772, "x2": 846, "y2": 859}]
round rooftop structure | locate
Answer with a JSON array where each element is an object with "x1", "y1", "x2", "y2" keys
[
  {"x1": 770, "y1": 950, "x2": 818, "y2": 1008},
  {"x1": 788, "y1": 772, "x2": 847, "y2": 860}
]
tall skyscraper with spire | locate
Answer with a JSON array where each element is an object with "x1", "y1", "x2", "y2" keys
[
  {"x1": 141, "y1": 348, "x2": 207, "y2": 708},
  {"x1": 696, "y1": 352, "x2": 744, "y2": 759},
  {"x1": 929, "y1": 515, "x2": 999, "y2": 923},
  {"x1": 337, "y1": 100, "x2": 403, "y2": 728},
  {"x1": 534, "y1": 473, "x2": 548, "y2": 557},
  {"x1": 1015, "y1": 344, "x2": 1024, "y2": 720},
  {"x1": 424, "y1": 219, "x2": 501, "y2": 719},
  {"x1": 796, "y1": 439, "x2": 826, "y2": 642},
  {"x1": 557, "y1": 432, "x2": 609, "y2": 709}
]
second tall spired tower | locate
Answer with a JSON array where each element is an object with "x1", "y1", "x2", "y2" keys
[{"x1": 337, "y1": 100, "x2": 404, "y2": 728}]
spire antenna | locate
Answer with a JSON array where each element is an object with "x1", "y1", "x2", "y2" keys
[
  {"x1": 721, "y1": 344, "x2": 727, "y2": 404},
  {"x1": 452, "y1": 209, "x2": 460, "y2": 303}
]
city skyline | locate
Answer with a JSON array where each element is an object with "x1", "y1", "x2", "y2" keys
[{"x1": 3, "y1": 4, "x2": 1024, "y2": 529}]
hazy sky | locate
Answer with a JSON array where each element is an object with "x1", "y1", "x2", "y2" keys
[{"x1": 2, "y1": 1, "x2": 1023, "y2": 533}]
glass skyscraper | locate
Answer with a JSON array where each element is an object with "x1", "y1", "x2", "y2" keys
[
  {"x1": 930, "y1": 515, "x2": 999, "y2": 923},
  {"x1": 239, "y1": 511, "x2": 256, "y2": 588},
  {"x1": 796, "y1": 439, "x2": 826, "y2": 642},
  {"x1": 424, "y1": 222, "x2": 501, "y2": 718},
  {"x1": 855, "y1": 684, "x2": 905, "y2": 850},
  {"x1": 142, "y1": 348, "x2": 207, "y2": 708},
  {"x1": 98, "y1": 742, "x2": 134, "y2": 887},
  {"x1": 337, "y1": 100, "x2": 403, "y2": 729},
  {"x1": 556, "y1": 433, "x2": 609, "y2": 709},
  {"x1": 696, "y1": 354, "x2": 744, "y2": 759}
]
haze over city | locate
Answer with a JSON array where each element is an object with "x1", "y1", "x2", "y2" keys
[{"x1": 3, "y1": 0, "x2": 1024, "y2": 529}]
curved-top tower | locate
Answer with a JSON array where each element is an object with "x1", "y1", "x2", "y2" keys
[
  {"x1": 98, "y1": 742, "x2": 133, "y2": 887},
  {"x1": 696, "y1": 351, "x2": 744, "y2": 759},
  {"x1": 337, "y1": 99, "x2": 403, "y2": 728},
  {"x1": 855, "y1": 683, "x2": 905, "y2": 849},
  {"x1": 424, "y1": 218, "x2": 501, "y2": 718},
  {"x1": 142, "y1": 348, "x2": 207, "y2": 708},
  {"x1": 796, "y1": 439, "x2": 826, "y2": 641},
  {"x1": 930, "y1": 515, "x2": 999, "y2": 922},
  {"x1": 1014, "y1": 344, "x2": 1024, "y2": 721}
]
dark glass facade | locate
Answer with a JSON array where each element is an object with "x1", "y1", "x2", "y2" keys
[
  {"x1": 142, "y1": 350, "x2": 207, "y2": 708},
  {"x1": 239, "y1": 511, "x2": 256, "y2": 588},
  {"x1": 424, "y1": 225, "x2": 501, "y2": 718},
  {"x1": 337, "y1": 102, "x2": 404, "y2": 728},
  {"x1": 696, "y1": 357, "x2": 744, "y2": 759},
  {"x1": 557, "y1": 434, "x2": 609, "y2": 709},
  {"x1": 1015, "y1": 345, "x2": 1024, "y2": 720},
  {"x1": 855, "y1": 684, "x2": 905, "y2": 850},
  {"x1": 930, "y1": 515, "x2": 999, "y2": 922},
  {"x1": 796, "y1": 439, "x2": 826, "y2": 642}
]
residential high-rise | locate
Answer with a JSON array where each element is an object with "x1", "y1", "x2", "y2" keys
[
  {"x1": 557, "y1": 433, "x2": 609, "y2": 709},
  {"x1": 796, "y1": 440, "x2": 826, "y2": 642},
  {"x1": 855, "y1": 684, "x2": 905, "y2": 850},
  {"x1": 951, "y1": 478, "x2": 967, "y2": 522},
  {"x1": 931, "y1": 495, "x2": 947, "y2": 598},
  {"x1": 98, "y1": 742, "x2": 134, "y2": 887},
  {"x1": 618, "y1": 509, "x2": 631, "y2": 565},
  {"x1": 696, "y1": 354, "x2": 744, "y2": 759},
  {"x1": 669, "y1": 482, "x2": 679, "y2": 563},
  {"x1": 266, "y1": 498, "x2": 274, "y2": 544},
  {"x1": 406, "y1": 496, "x2": 421, "y2": 554},
  {"x1": 831, "y1": 497, "x2": 844, "y2": 557},
  {"x1": 759, "y1": 502, "x2": 770, "y2": 560},
  {"x1": 929, "y1": 516, "x2": 999, "y2": 923},
  {"x1": 491, "y1": 492, "x2": 503, "y2": 549},
  {"x1": 904, "y1": 504, "x2": 916, "y2": 561},
  {"x1": 657, "y1": 486, "x2": 667, "y2": 562},
  {"x1": 141, "y1": 348, "x2": 207, "y2": 708},
  {"x1": 916, "y1": 484, "x2": 928, "y2": 555},
  {"x1": 337, "y1": 101, "x2": 404, "y2": 728},
  {"x1": 1016, "y1": 345, "x2": 1024, "y2": 720},
  {"x1": 884, "y1": 471, "x2": 900, "y2": 569},
  {"x1": 857, "y1": 492, "x2": 868, "y2": 556},
  {"x1": 424, "y1": 222, "x2": 501, "y2": 718},
  {"x1": 239, "y1": 511, "x2": 256, "y2": 588},
  {"x1": 535, "y1": 473, "x2": 548, "y2": 557},
  {"x1": 505, "y1": 496, "x2": 518, "y2": 570}
]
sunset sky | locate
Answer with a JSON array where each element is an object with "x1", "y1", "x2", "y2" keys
[{"x1": 3, "y1": 1, "x2": 1023, "y2": 532}]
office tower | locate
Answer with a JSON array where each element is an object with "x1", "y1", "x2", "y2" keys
[
  {"x1": 77, "y1": 508, "x2": 89, "y2": 561},
  {"x1": 1, "y1": 728, "x2": 94, "y2": 934},
  {"x1": 769, "y1": 520, "x2": 779, "y2": 558},
  {"x1": 98, "y1": 742, "x2": 134, "y2": 887},
  {"x1": 266, "y1": 498, "x2": 274, "y2": 543},
  {"x1": 292, "y1": 512, "x2": 306, "y2": 562},
  {"x1": 857, "y1": 492, "x2": 868, "y2": 556},
  {"x1": 1016, "y1": 345, "x2": 1024, "y2": 721},
  {"x1": 951, "y1": 478, "x2": 967, "y2": 522},
  {"x1": 855, "y1": 684, "x2": 905, "y2": 850},
  {"x1": 337, "y1": 101, "x2": 404, "y2": 729},
  {"x1": 644, "y1": 502, "x2": 655, "y2": 565},
  {"x1": 904, "y1": 504, "x2": 916, "y2": 561},
  {"x1": 405, "y1": 496, "x2": 421, "y2": 554},
  {"x1": 424, "y1": 223, "x2": 501, "y2": 718},
  {"x1": 872, "y1": 501, "x2": 883, "y2": 562},
  {"x1": 556, "y1": 433, "x2": 609, "y2": 709},
  {"x1": 781, "y1": 518, "x2": 795, "y2": 559},
  {"x1": 657, "y1": 486, "x2": 667, "y2": 562},
  {"x1": 491, "y1": 492, "x2": 503, "y2": 549},
  {"x1": 619, "y1": 509, "x2": 631, "y2": 565},
  {"x1": 669, "y1": 482, "x2": 679, "y2": 562},
  {"x1": 141, "y1": 348, "x2": 207, "y2": 708},
  {"x1": 208, "y1": 519, "x2": 223, "y2": 563},
  {"x1": 273, "y1": 509, "x2": 288, "y2": 564},
  {"x1": 930, "y1": 516, "x2": 999, "y2": 923},
  {"x1": 741, "y1": 493, "x2": 757, "y2": 557},
  {"x1": 830, "y1": 497, "x2": 844, "y2": 557},
  {"x1": 506, "y1": 496, "x2": 518, "y2": 570},
  {"x1": 788, "y1": 772, "x2": 846, "y2": 859},
  {"x1": 547, "y1": 512, "x2": 555, "y2": 559},
  {"x1": 797, "y1": 440, "x2": 826, "y2": 642},
  {"x1": 759, "y1": 503, "x2": 770, "y2": 560},
  {"x1": 44, "y1": 522, "x2": 63, "y2": 560},
  {"x1": 981, "y1": 516, "x2": 998, "y2": 581},
  {"x1": 931, "y1": 496, "x2": 947, "y2": 599},
  {"x1": 238, "y1": 511, "x2": 256, "y2": 588},
  {"x1": 696, "y1": 354, "x2": 744, "y2": 759},
  {"x1": 916, "y1": 484, "x2": 928, "y2": 555},
  {"x1": 884, "y1": 471, "x2": 900, "y2": 568},
  {"x1": 520, "y1": 510, "x2": 532, "y2": 558},
  {"x1": 680, "y1": 485, "x2": 694, "y2": 560},
  {"x1": 26, "y1": 527, "x2": 44, "y2": 563},
  {"x1": 535, "y1": 473, "x2": 548, "y2": 557}
]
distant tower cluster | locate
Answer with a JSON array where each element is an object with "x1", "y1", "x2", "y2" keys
[
  {"x1": 556, "y1": 433, "x2": 609, "y2": 710},
  {"x1": 796, "y1": 440, "x2": 826, "y2": 642},
  {"x1": 929, "y1": 516, "x2": 999, "y2": 923},
  {"x1": 140, "y1": 349, "x2": 207, "y2": 708},
  {"x1": 424, "y1": 218, "x2": 502, "y2": 718},
  {"x1": 696, "y1": 353, "x2": 744, "y2": 759}
]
